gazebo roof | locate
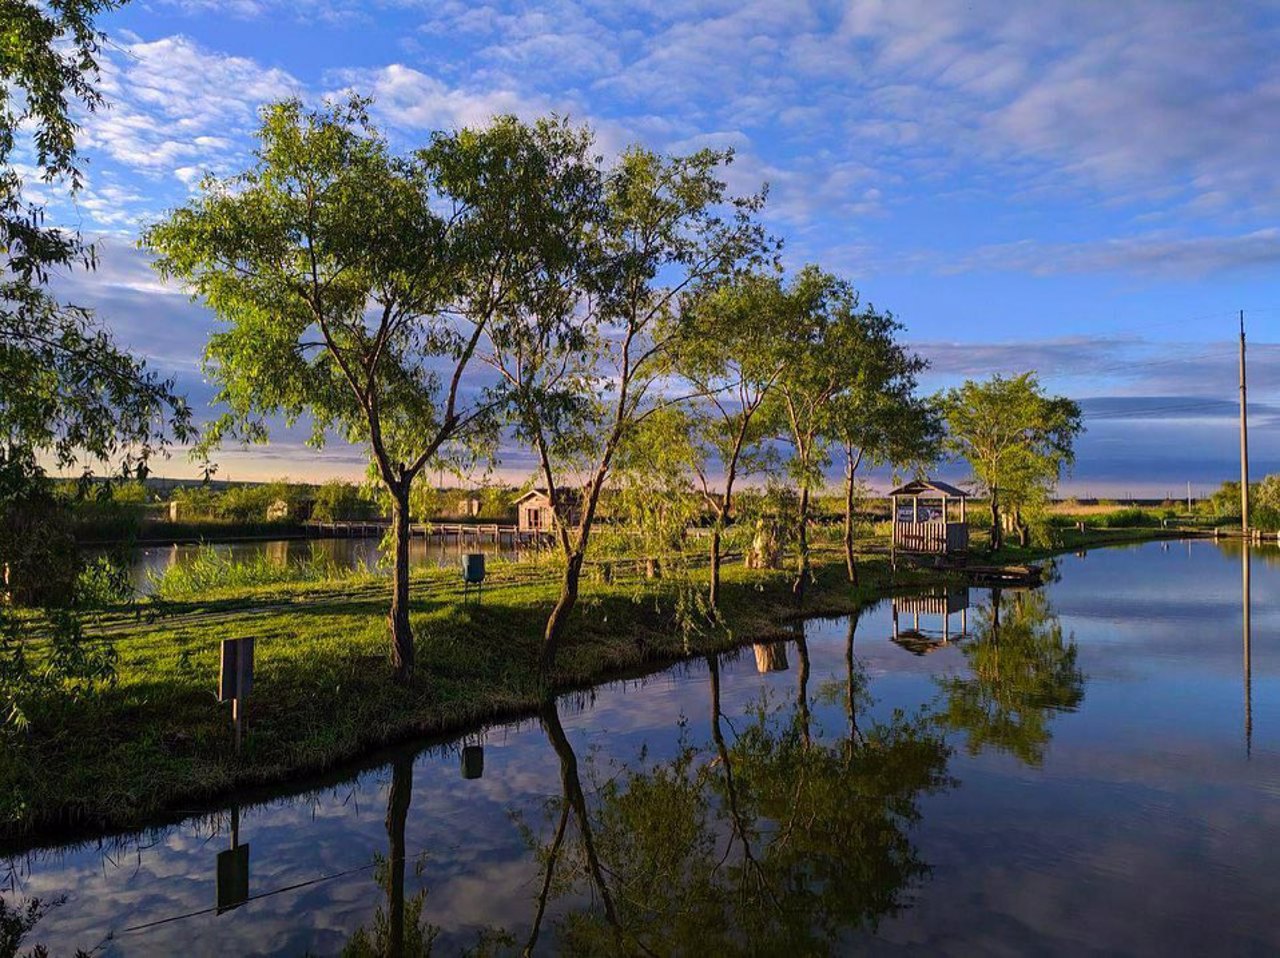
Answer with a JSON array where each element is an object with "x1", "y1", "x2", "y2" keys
[{"x1": 888, "y1": 478, "x2": 970, "y2": 499}]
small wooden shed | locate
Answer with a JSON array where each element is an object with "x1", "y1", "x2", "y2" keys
[
  {"x1": 889, "y1": 479, "x2": 970, "y2": 555},
  {"x1": 514, "y1": 488, "x2": 581, "y2": 534}
]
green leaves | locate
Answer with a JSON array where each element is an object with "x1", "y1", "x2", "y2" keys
[
  {"x1": 937, "y1": 373, "x2": 1084, "y2": 545},
  {"x1": 2, "y1": 1, "x2": 191, "y2": 477}
]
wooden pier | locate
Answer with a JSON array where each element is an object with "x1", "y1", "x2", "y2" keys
[{"x1": 301, "y1": 520, "x2": 544, "y2": 545}]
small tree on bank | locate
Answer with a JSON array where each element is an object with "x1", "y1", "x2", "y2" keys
[
  {"x1": 825, "y1": 314, "x2": 938, "y2": 583},
  {"x1": 937, "y1": 373, "x2": 1082, "y2": 552},
  {"x1": 774, "y1": 267, "x2": 867, "y2": 598},
  {"x1": 672, "y1": 271, "x2": 790, "y2": 610},
  {"x1": 146, "y1": 99, "x2": 597, "y2": 683}
]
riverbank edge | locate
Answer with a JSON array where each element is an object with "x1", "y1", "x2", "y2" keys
[{"x1": 2, "y1": 527, "x2": 1180, "y2": 847}]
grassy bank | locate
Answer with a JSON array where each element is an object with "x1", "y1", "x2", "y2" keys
[{"x1": 0, "y1": 525, "x2": 1180, "y2": 845}]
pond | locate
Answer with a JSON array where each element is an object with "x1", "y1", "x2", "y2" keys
[
  {"x1": 4, "y1": 539, "x2": 1279, "y2": 955},
  {"x1": 96, "y1": 537, "x2": 529, "y2": 595}
]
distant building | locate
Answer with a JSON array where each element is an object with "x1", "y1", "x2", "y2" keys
[{"x1": 514, "y1": 488, "x2": 582, "y2": 533}]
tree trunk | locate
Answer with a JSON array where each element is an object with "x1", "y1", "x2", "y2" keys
[
  {"x1": 843, "y1": 468, "x2": 858, "y2": 585},
  {"x1": 385, "y1": 752, "x2": 412, "y2": 958},
  {"x1": 793, "y1": 483, "x2": 811, "y2": 598},
  {"x1": 1015, "y1": 508, "x2": 1030, "y2": 547},
  {"x1": 541, "y1": 551, "x2": 584, "y2": 673},
  {"x1": 390, "y1": 485, "x2": 414, "y2": 684},
  {"x1": 709, "y1": 521, "x2": 723, "y2": 609},
  {"x1": 710, "y1": 465, "x2": 737, "y2": 612},
  {"x1": 988, "y1": 486, "x2": 1002, "y2": 552}
]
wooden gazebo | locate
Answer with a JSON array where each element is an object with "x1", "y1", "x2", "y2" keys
[{"x1": 890, "y1": 479, "x2": 970, "y2": 555}]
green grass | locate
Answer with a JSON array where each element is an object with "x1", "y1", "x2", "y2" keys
[{"x1": 0, "y1": 527, "x2": 1179, "y2": 844}]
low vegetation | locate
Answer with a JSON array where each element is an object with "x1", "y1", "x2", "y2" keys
[{"x1": 148, "y1": 544, "x2": 373, "y2": 600}]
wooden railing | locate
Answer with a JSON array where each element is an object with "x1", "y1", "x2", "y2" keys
[{"x1": 892, "y1": 520, "x2": 969, "y2": 554}]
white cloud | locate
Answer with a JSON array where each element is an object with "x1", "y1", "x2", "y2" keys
[
  {"x1": 943, "y1": 229, "x2": 1280, "y2": 278},
  {"x1": 84, "y1": 35, "x2": 301, "y2": 180},
  {"x1": 326, "y1": 64, "x2": 558, "y2": 132}
]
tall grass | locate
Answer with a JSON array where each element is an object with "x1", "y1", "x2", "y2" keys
[{"x1": 150, "y1": 544, "x2": 366, "y2": 598}]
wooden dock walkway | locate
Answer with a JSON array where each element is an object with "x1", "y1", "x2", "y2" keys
[{"x1": 302, "y1": 520, "x2": 544, "y2": 545}]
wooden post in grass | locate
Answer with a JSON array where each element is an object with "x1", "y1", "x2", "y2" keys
[{"x1": 219, "y1": 638, "x2": 255, "y2": 752}]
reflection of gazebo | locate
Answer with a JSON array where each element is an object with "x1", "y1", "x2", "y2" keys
[
  {"x1": 890, "y1": 479, "x2": 970, "y2": 555},
  {"x1": 891, "y1": 588, "x2": 970, "y2": 654}
]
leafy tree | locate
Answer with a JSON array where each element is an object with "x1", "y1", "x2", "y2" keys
[
  {"x1": 146, "y1": 99, "x2": 596, "y2": 683},
  {"x1": 608, "y1": 407, "x2": 708, "y2": 634},
  {"x1": 312, "y1": 478, "x2": 376, "y2": 522},
  {"x1": 1252, "y1": 474, "x2": 1280, "y2": 531},
  {"x1": 824, "y1": 310, "x2": 937, "y2": 583},
  {"x1": 937, "y1": 373, "x2": 1083, "y2": 551},
  {"x1": 671, "y1": 271, "x2": 790, "y2": 610},
  {"x1": 936, "y1": 588, "x2": 1084, "y2": 766},
  {"x1": 2, "y1": 0, "x2": 191, "y2": 475},
  {"x1": 485, "y1": 144, "x2": 767, "y2": 670},
  {"x1": 774, "y1": 267, "x2": 878, "y2": 597}
]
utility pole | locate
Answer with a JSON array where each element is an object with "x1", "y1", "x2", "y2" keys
[{"x1": 1240, "y1": 310, "x2": 1250, "y2": 536}]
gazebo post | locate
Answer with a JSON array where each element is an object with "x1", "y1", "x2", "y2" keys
[{"x1": 912, "y1": 495, "x2": 919, "y2": 523}]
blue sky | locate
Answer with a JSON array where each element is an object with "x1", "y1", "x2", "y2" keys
[{"x1": 35, "y1": 0, "x2": 1280, "y2": 494}]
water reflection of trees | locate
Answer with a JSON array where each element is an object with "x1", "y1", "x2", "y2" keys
[
  {"x1": 522, "y1": 642, "x2": 953, "y2": 956},
  {"x1": 936, "y1": 588, "x2": 1084, "y2": 767}
]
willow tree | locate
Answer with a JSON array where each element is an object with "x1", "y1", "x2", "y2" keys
[
  {"x1": 937, "y1": 373, "x2": 1082, "y2": 552},
  {"x1": 824, "y1": 313, "x2": 938, "y2": 583},
  {"x1": 485, "y1": 145, "x2": 767, "y2": 671},
  {"x1": 671, "y1": 272, "x2": 789, "y2": 611},
  {"x1": 146, "y1": 99, "x2": 596, "y2": 683}
]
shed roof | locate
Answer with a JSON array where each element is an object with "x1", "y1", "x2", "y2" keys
[
  {"x1": 513, "y1": 487, "x2": 584, "y2": 506},
  {"x1": 888, "y1": 478, "x2": 969, "y2": 499}
]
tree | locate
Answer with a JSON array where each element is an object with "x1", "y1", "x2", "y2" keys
[
  {"x1": 485, "y1": 145, "x2": 767, "y2": 671},
  {"x1": 825, "y1": 310, "x2": 937, "y2": 583},
  {"x1": 2, "y1": 1, "x2": 191, "y2": 475},
  {"x1": 671, "y1": 272, "x2": 789, "y2": 610},
  {"x1": 937, "y1": 373, "x2": 1083, "y2": 552},
  {"x1": 146, "y1": 99, "x2": 597, "y2": 683},
  {"x1": 774, "y1": 267, "x2": 873, "y2": 597}
]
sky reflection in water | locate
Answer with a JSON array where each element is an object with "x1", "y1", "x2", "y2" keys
[{"x1": 4, "y1": 539, "x2": 1280, "y2": 956}]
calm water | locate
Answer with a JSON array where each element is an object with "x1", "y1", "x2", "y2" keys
[
  {"x1": 99, "y1": 537, "x2": 528, "y2": 594},
  {"x1": 5, "y1": 539, "x2": 1279, "y2": 956}
]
